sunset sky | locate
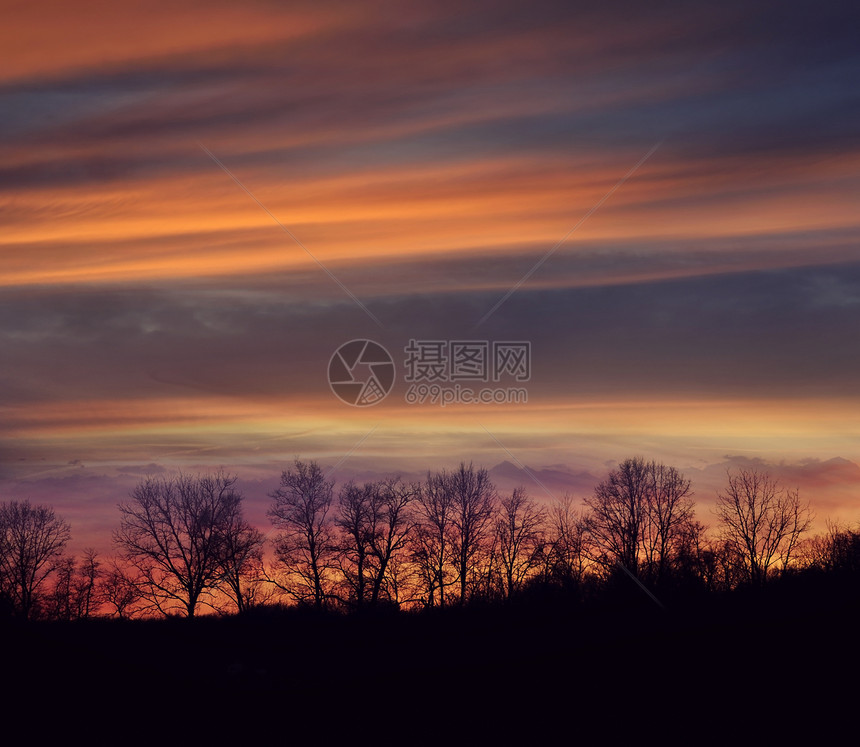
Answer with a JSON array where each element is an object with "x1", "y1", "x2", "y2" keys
[{"x1": 2, "y1": 0, "x2": 859, "y2": 552}]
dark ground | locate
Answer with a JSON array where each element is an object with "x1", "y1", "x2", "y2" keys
[{"x1": 4, "y1": 577, "x2": 858, "y2": 740}]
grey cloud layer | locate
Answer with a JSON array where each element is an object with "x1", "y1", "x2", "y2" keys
[{"x1": 3, "y1": 259, "x2": 860, "y2": 425}]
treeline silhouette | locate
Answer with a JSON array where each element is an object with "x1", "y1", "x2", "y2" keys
[{"x1": 2, "y1": 456, "x2": 858, "y2": 622}]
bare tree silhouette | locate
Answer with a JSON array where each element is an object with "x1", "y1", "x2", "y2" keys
[
  {"x1": 799, "y1": 520, "x2": 860, "y2": 575},
  {"x1": 336, "y1": 477, "x2": 417, "y2": 609},
  {"x1": 268, "y1": 459, "x2": 336, "y2": 610},
  {"x1": 77, "y1": 547, "x2": 102, "y2": 618},
  {"x1": 714, "y1": 468, "x2": 812, "y2": 585},
  {"x1": 217, "y1": 510, "x2": 265, "y2": 614},
  {"x1": 640, "y1": 462, "x2": 696, "y2": 585},
  {"x1": 100, "y1": 556, "x2": 143, "y2": 619},
  {"x1": 495, "y1": 487, "x2": 546, "y2": 597},
  {"x1": 336, "y1": 481, "x2": 375, "y2": 609},
  {"x1": 584, "y1": 457, "x2": 697, "y2": 586},
  {"x1": 412, "y1": 470, "x2": 456, "y2": 607},
  {"x1": 366, "y1": 478, "x2": 418, "y2": 606},
  {"x1": 585, "y1": 458, "x2": 650, "y2": 576},
  {"x1": 541, "y1": 495, "x2": 589, "y2": 588},
  {"x1": 0, "y1": 499, "x2": 71, "y2": 619},
  {"x1": 47, "y1": 548, "x2": 101, "y2": 620},
  {"x1": 448, "y1": 462, "x2": 497, "y2": 604},
  {"x1": 114, "y1": 471, "x2": 255, "y2": 617},
  {"x1": 48, "y1": 556, "x2": 77, "y2": 621}
]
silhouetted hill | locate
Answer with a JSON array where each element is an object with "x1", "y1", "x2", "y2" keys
[{"x1": 488, "y1": 460, "x2": 598, "y2": 498}]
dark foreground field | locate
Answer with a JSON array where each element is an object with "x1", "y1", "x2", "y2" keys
[{"x1": 5, "y1": 579, "x2": 858, "y2": 739}]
